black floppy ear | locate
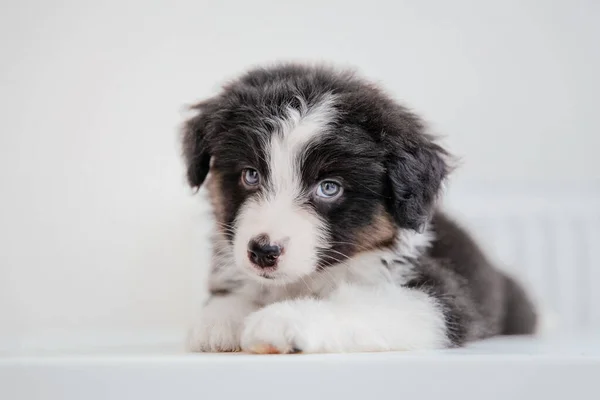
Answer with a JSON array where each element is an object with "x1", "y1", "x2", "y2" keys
[
  {"x1": 386, "y1": 136, "x2": 449, "y2": 232},
  {"x1": 181, "y1": 103, "x2": 214, "y2": 188}
]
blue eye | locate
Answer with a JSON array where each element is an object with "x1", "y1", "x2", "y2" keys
[
  {"x1": 316, "y1": 180, "x2": 342, "y2": 199},
  {"x1": 242, "y1": 168, "x2": 260, "y2": 187}
]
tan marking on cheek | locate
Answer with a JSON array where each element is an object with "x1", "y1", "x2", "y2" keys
[
  {"x1": 205, "y1": 172, "x2": 226, "y2": 227},
  {"x1": 355, "y1": 206, "x2": 397, "y2": 251}
]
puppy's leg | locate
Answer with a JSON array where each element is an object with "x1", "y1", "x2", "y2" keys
[
  {"x1": 240, "y1": 283, "x2": 449, "y2": 354},
  {"x1": 187, "y1": 292, "x2": 259, "y2": 352}
]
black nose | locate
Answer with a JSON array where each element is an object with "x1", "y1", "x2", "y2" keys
[{"x1": 248, "y1": 237, "x2": 282, "y2": 268}]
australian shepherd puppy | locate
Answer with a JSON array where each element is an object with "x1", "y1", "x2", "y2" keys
[{"x1": 182, "y1": 63, "x2": 538, "y2": 354}]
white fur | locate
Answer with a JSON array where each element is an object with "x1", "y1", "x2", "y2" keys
[
  {"x1": 187, "y1": 293, "x2": 258, "y2": 352},
  {"x1": 233, "y1": 95, "x2": 336, "y2": 284},
  {"x1": 188, "y1": 230, "x2": 447, "y2": 353},
  {"x1": 241, "y1": 283, "x2": 448, "y2": 353},
  {"x1": 396, "y1": 224, "x2": 435, "y2": 261}
]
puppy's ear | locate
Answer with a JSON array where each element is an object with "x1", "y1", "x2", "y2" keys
[
  {"x1": 181, "y1": 102, "x2": 214, "y2": 189},
  {"x1": 385, "y1": 133, "x2": 449, "y2": 232}
]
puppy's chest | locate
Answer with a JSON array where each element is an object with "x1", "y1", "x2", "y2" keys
[
  {"x1": 251, "y1": 274, "x2": 339, "y2": 305},
  {"x1": 248, "y1": 253, "x2": 417, "y2": 306}
]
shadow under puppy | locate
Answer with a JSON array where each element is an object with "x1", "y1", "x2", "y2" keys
[{"x1": 182, "y1": 63, "x2": 538, "y2": 354}]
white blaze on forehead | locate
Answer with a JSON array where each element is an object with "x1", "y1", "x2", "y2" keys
[
  {"x1": 232, "y1": 95, "x2": 336, "y2": 284},
  {"x1": 267, "y1": 95, "x2": 336, "y2": 197}
]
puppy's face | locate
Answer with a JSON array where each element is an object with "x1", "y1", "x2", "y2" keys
[{"x1": 183, "y1": 65, "x2": 448, "y2": 284}]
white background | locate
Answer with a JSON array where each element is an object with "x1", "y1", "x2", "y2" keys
[{"x1": 0, "y1": 0, "x2": 598, "y2": 351}]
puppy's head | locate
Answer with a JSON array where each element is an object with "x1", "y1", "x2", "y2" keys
[{"x1": 182, "y1": 64, "x2": 448, "y2": 284}]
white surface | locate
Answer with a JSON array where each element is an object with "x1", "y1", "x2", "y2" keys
[
  {"x1": 1, "y1": 335, "x2": 599, "y2": 400},
  {"x1": 0, "y1": 0, "x2": 599, "y2": 350}
]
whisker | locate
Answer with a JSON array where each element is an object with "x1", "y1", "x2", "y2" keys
[
  {"x1": 318, "y1": 254, "x2": 353, "y2": 269},
  {"x1": 317, "y1": 267, "x2": 338, "y2": 289},
  {"x1": 298, "y1": 275, "x2": 312, "y2": 293},
  {"x1": 353, "y1": 182, "x2": 388, "y2": 198},
  {"x1": 326, "y1": 241, "x2": 377, "y2": 253},
  {"x1": 322, "y1": 248, "x2": 353, "y2": 261}
]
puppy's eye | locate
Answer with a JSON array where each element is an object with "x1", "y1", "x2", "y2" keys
[
  {"x1": 241, "y1": 168, "x2": 260, "y2": 187},
  {"x1": 315, "y1": 180, "x2": 342, "y2": 199}
]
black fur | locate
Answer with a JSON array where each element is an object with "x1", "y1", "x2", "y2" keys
[
  {"x1": 182, "y1": 64, "x2": 446, "y2": 256},
  {"x1": 182, "y1": 63, "x2": 538, "y2": 346}
]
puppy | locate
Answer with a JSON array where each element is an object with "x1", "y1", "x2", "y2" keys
[{"x1": 182, "y1": 63, "x2": 538, "y2": 353}]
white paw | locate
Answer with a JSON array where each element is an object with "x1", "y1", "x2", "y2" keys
[
  {"x1": 186, "y1": 296, "x2": 256, "y2": 352},
  {"x1": 239, "y1": 285, "x2": 448, "y2": 354},
  {"x1": 186, "y1": 313, "x2": 242, "y2": 353},
  {"x1": 241, "y1": 300, "x2": 332, "y2": 354}
]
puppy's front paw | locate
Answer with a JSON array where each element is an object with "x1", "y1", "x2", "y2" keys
[
  {"x1": 241, "y1": 300, "x2": 329, "y2": 354},
  {"x1": 187, "y1": 312, "x2": 242, "y2": 353},
  {"x1": 187, "y1": 296, "x2": 257, "y2": 352}
]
